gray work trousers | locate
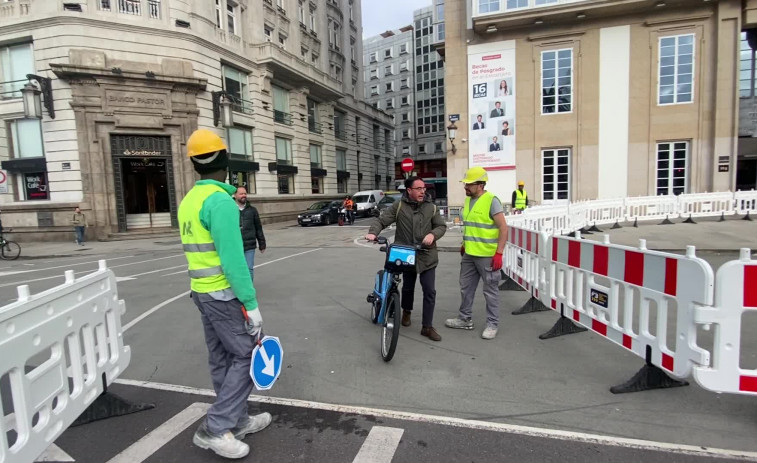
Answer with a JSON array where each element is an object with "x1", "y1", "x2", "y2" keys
[
  {"x1": 191, "y1": 292, "x2": 255, "y2": 435},
  {"x1": 458, "y1": 254, "x2": 501, "y2": 328}
]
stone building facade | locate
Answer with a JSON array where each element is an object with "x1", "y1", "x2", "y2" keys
[{"x1": 0, "y1": 0, "x2": 393, "y2": 241}]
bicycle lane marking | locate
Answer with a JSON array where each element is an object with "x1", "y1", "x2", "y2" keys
[{"x1": 122, "y1": 248, "x2": 323, "y2": 332}]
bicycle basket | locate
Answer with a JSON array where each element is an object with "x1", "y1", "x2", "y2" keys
[{"x1": 385, "y1": 244, "x2": 416, "y2": 271}]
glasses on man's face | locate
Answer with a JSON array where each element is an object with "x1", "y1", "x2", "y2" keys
[{"x1": 409, "y1": 186, "x2": 427, "y2": 191}]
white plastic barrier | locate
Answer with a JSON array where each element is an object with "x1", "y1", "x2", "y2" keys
[
  {"x1": 624, "y1": 195, "x2": 679, "y2": 223},
  {"x1": 677, "y1": 192, "x2": 735, "y2": 218},
  {"x1": 545, "y1": 234, "x2": 714, "y2": 379},
  {"x1": 693, "y1": 249, "x2": 757, "y2": 395},
  {"x1": 734, "y1": 190, "x2": 757, "y2": 215},
  {"x1": 504, "y1": 226, "x2": 548, "y2": 299},
  {"x1": 566, "y1": 201, "x2": 590, "y2": 233},
  {"x1": 586, "y1": 198, "x2": 625, "y2": 227},
  {"x1": 0, "y1": 261, "x2": 130, "y2": 463}
]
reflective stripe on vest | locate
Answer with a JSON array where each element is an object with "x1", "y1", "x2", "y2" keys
[
  {"x1": 514, "y1": 189, "x2": 527, "y2": 210},
  {"x1": 178, "y1": 183, "x2": 231, "y2": 294},
  {"x1": 463, "y1": 191, "x2": 499, "y2": 257}
]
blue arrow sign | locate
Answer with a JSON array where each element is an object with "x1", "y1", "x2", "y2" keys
[{"x1": 250, "y1": 336, "x2": 283, "y2": 390}]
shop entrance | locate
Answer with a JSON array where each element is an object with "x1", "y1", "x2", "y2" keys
[{"x1": 111, "y1": 135, "x2": 177, "y2": 232}]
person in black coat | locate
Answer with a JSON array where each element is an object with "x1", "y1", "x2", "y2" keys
[{"x1": 235, "y1": 187, "x2": 266, "y2": 281}]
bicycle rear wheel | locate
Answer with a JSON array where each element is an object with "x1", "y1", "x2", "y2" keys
[
  {"x1": 380, "y1": 290, "x2": 401, "y2": 362},
  {"x1": 1, "y1": 240, "x2": 20, "y2": 260}
]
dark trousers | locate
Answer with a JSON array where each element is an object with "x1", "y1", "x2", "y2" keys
[{"x1": 401, "y1": 267, "x2": 436, "y2": 327}]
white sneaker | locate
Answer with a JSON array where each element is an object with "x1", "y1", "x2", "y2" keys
[
  {"x1": 193, "y1": 423, "x2": 249, "y2": 459},
  {"x1": 231, "y1": 412, "x2": 272, "y2": 439},
  {"x1": 482, "y1": 326, "x2": 498, "y2": 340},
  {"x1": 444, "y1": 318, "x2": 474, "y2": 330}
]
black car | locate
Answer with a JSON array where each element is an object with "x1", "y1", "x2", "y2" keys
[{"x1": 297, "y1": 200, "x2": 342, "y2": 226}]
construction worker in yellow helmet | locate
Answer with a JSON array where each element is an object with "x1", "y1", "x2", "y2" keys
[
  {"x1": 445, "y1": 166, "x2": 508, "y2": 340},
  {"x1": 512, "y1": 180, "x2": 528, "y2": 212},
  {"x1": 178, "y1": 129, "x2": 271, "y2": 459}
]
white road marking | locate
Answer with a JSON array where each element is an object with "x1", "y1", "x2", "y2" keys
[
  {"x1": 121, "y1": 264, "x2": 187, "y2": 279},
  {"x1": 116, "y1": 277, "x2": 135, "y2": 282},
  {"x1": 353, "y1": 237, "x2": 377, "y2": 248},
  {"x1": 35, "y1": 443, "x2": 75, "y2": 462},
  {"x1": 105, "y1": 402, "x2": 210, "y2": 463},
  {"x1": 352, "y1": 426, "x2": 404, "y2": 463},
  {"x1": 0, "y1": 254, "x2": 138, "y2": 277},
  {"x1": 123, "y1": 291, "x2": 190, "y2": 332},
  {"x1": 122, "y1": 249, "x2": 322, "y2": 332},
  {"x1": 0, "y1": 254, "x2": 185, "y2": 288},
  {"x1": 113, "y1": 378, "x2": 757, "y2": 461}
]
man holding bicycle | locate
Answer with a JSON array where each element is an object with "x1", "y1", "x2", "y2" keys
[{"x1": 365, "y1": 176, "x2": 447, "y2": 341}]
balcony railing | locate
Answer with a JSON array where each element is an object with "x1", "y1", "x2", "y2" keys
[
  {"x1": 148, "y1": 0, "x2": 160, "y2": 18},
  {"x1": 308, "y1": 119, "x2": 323, "y2": 134},
  {"x1": 118, "y1": 0, "x2": 140, "y2": 15},
  {"x1": 473, "y1": 0, "x2": 590, "y2": 17},
  {"x1": 227, "y1": 94, "x2": 253, "y2": 115},
  {"x1": 274, "y1": 110, "x2": 293, "y2": 125}
]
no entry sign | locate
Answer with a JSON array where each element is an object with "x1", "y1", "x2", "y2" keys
[{"x1": 401, "y1": 158, "x2": 414, "y2": 173}]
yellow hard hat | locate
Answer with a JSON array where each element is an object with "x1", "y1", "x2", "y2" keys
[
  {"x1": 187, "y1": 129, "x2": 227, "y2": 158},
  {"x1": 461, "y1": 166, "x2": 488, "y2": 184},
  {"x1": 518, "y1": 180, "x2": 525, "y2": 186}
]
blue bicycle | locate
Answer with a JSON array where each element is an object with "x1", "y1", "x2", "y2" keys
[{"x1": 366, "y1": 236, "x2": 419, "y2": 362}]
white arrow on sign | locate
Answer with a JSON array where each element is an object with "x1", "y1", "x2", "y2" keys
[
  {"x1": 35, "y1": 443, "x2": 74, "y2": 462},
  {"x1": 260, "y1": 345, "x2": 275, "y2": 376}
]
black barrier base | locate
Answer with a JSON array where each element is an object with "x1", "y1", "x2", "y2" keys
[
  {"x1": 609, "y1": 363, "x2": 688, "y2": 394},
  {"x1": 71, "y1": 392, "x2": 155, "y2": 427},
  {"x1": 588, "y1": 223, "x2": 602, "y2": 232},
  {"x1": 499, "y1": 276, "x2": 526, "y2": 291},
  {"x1": 744, "y1": 211, "x2": 753, "y2": 222},
  {"x1": 612, "y1": 221, "x2": 622, "y2": 229},
  {"x1": 512, "y1": 297, "x2": 551, "y2": 315},
  {"x1": 719, "y1": 212, "x2": 727, "y2": 222},
  {"x1": 632, "y1": 217, "x2": 639, "y2": 228},
  {"x1": 683, "y1": 214, "x2": 696, "y2": 224},
  {"x1": 579, "y1": 227, "x2": 593, "y2": 235},
  {"x1": 539, "y1": 316, "x2": 588, "y2": 340},
  {"x1": 659, "y1": 215, "x2": 674, "y2": 225}
]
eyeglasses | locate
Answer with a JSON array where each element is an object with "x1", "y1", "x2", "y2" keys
[
  {"x1": 464, "y1": 183, "x2": 484, "y2": 188},
  {"x1": 409, "y1": 186, "x2": 427, "y2": 191}
]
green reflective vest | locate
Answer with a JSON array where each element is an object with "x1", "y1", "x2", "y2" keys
[
  {"x1": 514, "y1": 189, "x2": 527, "y2": 210},
  {"x1": 463, "y1": 191, "x2": 500, "y2": 257},
  {"x1": 178, "y1": 183, "x2": 230, "y2": 294}
]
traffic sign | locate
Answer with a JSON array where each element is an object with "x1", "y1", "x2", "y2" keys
[
  {"x1": 0, "y1": 170, "x2": 7, "y2": 194},
  {"x1": 250, "y1": 336, "x2": 283, "y2": 390},
  {"x1": 401, "y1": 158, "x2": 414, "y2": 173}
]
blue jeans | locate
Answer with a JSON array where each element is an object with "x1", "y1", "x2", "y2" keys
[
  {"x1": 244, "y1": 249, "x2": 255, "y2": 281},
  {"x1": 75, "y1": 226, "x2": 85, "y2": 244}
]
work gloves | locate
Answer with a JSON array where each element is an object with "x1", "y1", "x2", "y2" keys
[{"x1": 243, "y1": 307, "x2": 263, "y2": 340}]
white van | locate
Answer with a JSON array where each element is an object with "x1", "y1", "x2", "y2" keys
[{"x1": 352, "y1": 190, "x2": 384, "y2": 217}]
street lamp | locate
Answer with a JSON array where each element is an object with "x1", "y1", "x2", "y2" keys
[
  {"x1": 447, "y1": 122, "x2": 458, "y2": 154},
  {"x1": 21, "y1": 83, "x2": 42, "y2": 119},
  {"x1": 212, "y1": 91, "x2": 235, "y2": 127}
]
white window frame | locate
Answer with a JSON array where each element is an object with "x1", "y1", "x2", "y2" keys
[
  {"x1": 215, "y1": 0, "x2": 223, "y2": 28},
  {"x1": 386, "y1": 98, "x2": 394, "y2": 109},
  {"x1": 226, "y1": 126, "x2": 254, "y2": 160},
  {"x1": 400, "y1": 78, "x2": 408, "y2": 88},
  {"x1": 278, "y1": 33, "x2": 287, "y2": 49},
  {"x1": 336, "y1": 149, "x2": 347, "y2": 171},
  {"x1": 264, "y1": 26, "x2": 273, "y2": 42},
  {"x1": 401, "y1": 95, "x2": 409, "y2": 105},
  {"x1": 0, "y1": 43, "x2": 34, "y2": 98},
  {"x1": 384, "y1": 48, "x2": 392, "y2": 58},
  {"x1": 542, "y1": 148, "x2": 571, "y2": 204},
  {"x1": 309, "y1": 8, "x2": 316, "y2": 30},
  {"x1": 298, "y1": 1, "x2": 305, "y2": 23},
  {"x1": 401, "y1": 112, "x2": 409, "y2": 122},
  {"x1": 275, "y1": 137, "x2": 293, "y2": 164},
  {"x1": 384, "y1": 65, "x2": 393, "y2": 76},
  {"x1": 370, "y1": 69, "x2": 378, "y2": 79},
  {"x1": 309, "y1": 144, "x2": 322, "y2": 168},
  {"x1": 400, "y1": 43, "x2": 408, "y2": 54},
  {"x1": 658, "y1": 34, "x2": 695, "y2": 106},
  {"x1": 385, "y1": 82, "x2": 393, "y2": 92},
  {"x1": 10, "y1": 118, "x2": 44, "y2": 159},
  {"x1": 655, "y1": 141, "x2": 689, "y2": 196},
  {"x1": 226, "y1": 0, "x2": 238, "y2": 35},
  {"x1": 400, "y1": 61, "x2": 408, "y2": 72},
  {"x1": 370, "y1": 85, "x2": 379, "y2": 95},
  {"x1": 541, "y1": 48, "x2": 573, "y2": 115},
  {"x1": 369, "y1": 52, "x2": 377, "y2": 63}
]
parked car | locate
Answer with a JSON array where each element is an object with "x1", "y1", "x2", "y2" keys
[
  {"x1": 377, "y1": 190, "x2": 403, "y2": 213},
  {"x1": 297, "y1": 200, "x2": 342, "y2": 226}
]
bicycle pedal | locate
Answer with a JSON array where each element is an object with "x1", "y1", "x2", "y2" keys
[{"x1": 366, "y1": 294, "x2": 375, "y2": 303}]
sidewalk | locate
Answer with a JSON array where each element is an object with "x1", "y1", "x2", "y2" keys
[{"x1": 434, "y1": 215, "x2": 757, "y2": 252}]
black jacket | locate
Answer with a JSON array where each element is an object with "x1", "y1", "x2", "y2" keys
[{"x1": 239, "y1": 204, "x2": 266, "y2": 252}]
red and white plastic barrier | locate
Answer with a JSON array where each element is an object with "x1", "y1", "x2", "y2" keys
[
  {"x1": 504, "y1": 226, "x2": 548, "y2": 299},
  {"x1": 545, "y1": 233, "x2": 713, "y2": 378},
  {"x1": 693, "y1": 249, "x2": 757, "y2": 395}
]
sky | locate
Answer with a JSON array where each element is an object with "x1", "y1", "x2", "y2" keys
[{"x1": 361, "y1": 0, "x2": 433, "y2": 39}]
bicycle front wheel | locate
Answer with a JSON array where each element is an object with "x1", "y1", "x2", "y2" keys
[
  {"x1": 380, "y1": 290, "x2": 401, "y2": 362},
  {"x1": 1, "y1": 240, "x2": 21, "y2": 260}
]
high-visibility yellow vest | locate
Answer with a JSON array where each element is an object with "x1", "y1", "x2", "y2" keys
[
  {"x1": 514, "y1": 189, "x2": 527, "y2": 210},
  {"x1": 178, "y1": 183, "x2": 231, "y2": 294},
  {"x1": 463, "y1": 191, "x2": 499, "y2": 257}
]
